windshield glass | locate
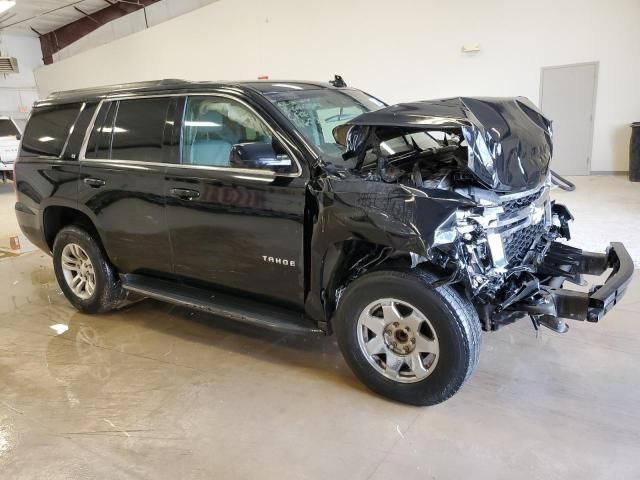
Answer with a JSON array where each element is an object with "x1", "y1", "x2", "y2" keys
[
  {"x1": 265, "y1": 88, "x2": 385, "y2": 163},
  {"x1": 0, "y1": 119, "x2": 19, "y2": 137}
]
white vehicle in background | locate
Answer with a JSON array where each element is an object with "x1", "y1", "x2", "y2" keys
[{"x1": 0, "y1": 116, "x2": 21, "y2": 181}]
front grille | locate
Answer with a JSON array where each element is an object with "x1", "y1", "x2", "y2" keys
[
  {"x1": 495, "y1": 186, "x2": 549, "y2": 265},
  {"x1": 502, "y1": 222, "x2": 546, "y2": 264},
  {"x1": 471, "y1": 185, "x2": 549, "y2": 268},
  {"x1": 499, "y1": 190, "x2": 544, "y2": 215}
]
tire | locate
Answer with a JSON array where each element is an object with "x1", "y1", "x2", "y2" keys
[
  {"x1": 334, "y1": 268, "x2": 481, "y2": 406},
  {"x1": 53, "y1": 225, "x2": 125, "y2": 314}
]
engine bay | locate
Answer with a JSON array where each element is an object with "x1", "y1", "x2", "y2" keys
[{"x1": 337, "y1": 124, "x2": 581, "y2": 332}]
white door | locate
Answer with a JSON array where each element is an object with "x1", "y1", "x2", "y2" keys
[{"x1": 540, "y1": 63, "x2": 598, "y2": 175}]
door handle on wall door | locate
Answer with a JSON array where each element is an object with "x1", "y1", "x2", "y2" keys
[
  {"x1": 169, "y1": 188, "x2": 200, "y2": 200},
  {"x1": 83, "y1": 177, "x2": 105, "y2": 188}
]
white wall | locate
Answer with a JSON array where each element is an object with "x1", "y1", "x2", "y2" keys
[
  {"x1": 0, "y1": 33, "x2": 42, "y2": 129},
  {"x1": 34, "y1": 0, "x2": 640, "y2": 172}
]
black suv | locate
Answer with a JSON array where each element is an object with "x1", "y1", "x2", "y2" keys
[{"x1": 15, "y1": 79, "x2": 633, "y2": 405}]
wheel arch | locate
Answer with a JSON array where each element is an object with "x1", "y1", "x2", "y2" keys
[
  {"x1": 308, "y1": 239, "x2": 446, "y2": 331},
  {"x1": 42, "y1": 205, "x2": 107, "y2": 257}
]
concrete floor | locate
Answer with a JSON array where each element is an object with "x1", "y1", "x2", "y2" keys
[
  {"x1": 1, "y1": 177, "x2": 639, "y2": 479},
  {"x1": 552, "y1": 175, "x2": 640, "y2": 267}
]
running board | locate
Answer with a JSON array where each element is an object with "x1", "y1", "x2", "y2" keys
[{"x1": 121, "y1": 274, "x2": 323, "y2": 335}]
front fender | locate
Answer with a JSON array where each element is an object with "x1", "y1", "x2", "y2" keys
[{"x1": 305, "y1": 175, "x2": 474, "y2": 323}]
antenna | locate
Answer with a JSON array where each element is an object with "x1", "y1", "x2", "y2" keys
[{"x1": 329, "y1": 75, "x2": 347, "y2": 88}]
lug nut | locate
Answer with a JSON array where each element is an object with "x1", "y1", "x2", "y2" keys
[{"x1": 393, "y1": 322, "x2": 399, "y2": 327}]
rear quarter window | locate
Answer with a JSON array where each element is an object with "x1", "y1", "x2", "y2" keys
[{"x1": 21, "y1": 103, "x2": 82, "y2": 157}]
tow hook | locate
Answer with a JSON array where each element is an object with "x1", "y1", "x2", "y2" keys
[{"x1": 533, "y1": 314, "x2": 569, "y2": 334}]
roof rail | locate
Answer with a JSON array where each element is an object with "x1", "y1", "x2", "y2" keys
[{"x1": 48, "y1": 78, "x2": 188, "y2": 100}]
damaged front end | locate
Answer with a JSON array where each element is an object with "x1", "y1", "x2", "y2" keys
[
  {"x1": 329, "y1": 97, "x2": 633, "y2": 333},
  {"x1": 451, "y1": 185, "x2": 632, "y2": 332}
]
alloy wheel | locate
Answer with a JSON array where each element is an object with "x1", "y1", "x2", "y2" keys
[
  {"x1": 60, "y1": 243, "x2": 96, "y2": 300},
  {"x1": 356, "y1": 298, "x2": 439, "y2": 383}
]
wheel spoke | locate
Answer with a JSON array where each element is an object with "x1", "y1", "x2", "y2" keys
[
  {"x1": 381, "y1": 303, "x2": 403, "y2": 324},
  {"x1": 385, "y1": 351, "x2": 405, "y2": 377},
  {"x1": 364, "y1": 334, "x2": 385, "y2": 356},
  {"x1": 415, "y1": 334, "x2": 439, "y2": 355},
  {"x1": 407, "y1": 351, "x2": 429, "y2": 377},
  {"x1": 360, "y1": 313, "x2": 386, "y2": 335},
  {"x1": 61, "y1": 254, "x2": 78, "y2": 270},
  {"x1": 404, "y1": 312, "x2": 424, "y2": 331},
  {"x1": 71, "y1": 276, "x2": 85, "y2": 294},
  {"x1": 71, "y1": 274, "x2": 82, "y2": 288},
  {"x1": 85, "y1": 278, "x2": 95, "y2": 296}
]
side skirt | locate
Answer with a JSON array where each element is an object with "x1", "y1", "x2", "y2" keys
[{"x1": 121, "y1": 274, "x2": 324, "y2": 335}]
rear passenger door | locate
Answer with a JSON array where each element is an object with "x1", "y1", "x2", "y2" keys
[
  {"x1": 78, "y1": 96, "x2": 178, "y2": 275},
  {"x1": 165, "y1": 94, "x2": 308, "y2": 308}
]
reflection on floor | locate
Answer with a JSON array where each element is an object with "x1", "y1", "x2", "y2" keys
[{"x1": 1, "y1": 176, "x2": 639, "y2": 479}]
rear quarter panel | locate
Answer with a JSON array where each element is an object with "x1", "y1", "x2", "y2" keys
[{"x1": 14, "y1": 157, "x2": 80, "y2": 252}]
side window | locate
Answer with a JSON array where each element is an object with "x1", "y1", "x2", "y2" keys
[
  {"x1": 182, "y1": 96, "x2": 291, "y2": 172},
  {"x1": 21, "y1": 103, "x2": 82, "y2": 157},
  {"x1": 110, "y1": 97, "x2": 171, "y2": 161}
]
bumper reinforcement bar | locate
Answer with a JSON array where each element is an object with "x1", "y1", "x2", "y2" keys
[{"x1": 515, "y1": 242, "x2": 634, "y2": 322}]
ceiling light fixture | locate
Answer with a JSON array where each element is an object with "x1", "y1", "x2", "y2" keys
[{"x1": 0, "y1": 1, "x2": 16, "y2": 15}]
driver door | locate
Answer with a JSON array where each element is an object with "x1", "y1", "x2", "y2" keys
[{"x1": 164, "y1": 94, "x2": 307, "y2": 308}]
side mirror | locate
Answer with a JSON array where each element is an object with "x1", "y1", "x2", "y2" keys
[
  {"x1": 229, "y1": 142, "x2": 293, "y2": 173},
  {"x1": 15, "y1": 133, "x2": 21, "y2": 141}
]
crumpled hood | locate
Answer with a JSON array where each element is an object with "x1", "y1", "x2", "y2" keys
[{"x1": 345, "y1": 97, "x2": 553, "y2": 192}]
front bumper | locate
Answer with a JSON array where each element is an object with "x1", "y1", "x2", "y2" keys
[{"x1": 524, "y1": 242, "x2": 634, "y2": 322}]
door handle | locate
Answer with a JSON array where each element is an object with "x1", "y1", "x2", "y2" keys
[
  {"x1": 83, "y1": 177, "x2": 106, "y2": 188},
  {"x1": 169, "y1": 188, "x2": 200, "y2": 200}
]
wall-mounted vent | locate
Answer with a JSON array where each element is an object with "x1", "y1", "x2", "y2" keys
[{"x1": 0, "y1": 57, "x2": 19, "y2": 74}]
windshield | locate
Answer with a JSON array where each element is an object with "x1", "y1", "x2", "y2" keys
[
  {"x1": 0, "y1": 119, "x2": 19, "y2": 137},
  {"x1": 265, "y1": 88, "x2": 385, "y2": 163}
]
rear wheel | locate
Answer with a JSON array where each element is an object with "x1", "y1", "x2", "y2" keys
[
  {"x1": 335, "y1": 268, "x2": 481, "y2": 406},
  {"x1": 53, "y1": 226, "x2": 125, "y2": 314}
]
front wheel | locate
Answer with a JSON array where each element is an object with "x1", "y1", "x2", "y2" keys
[{"x1": 334, "y1": 268, "x2": 481, "y2": 406}]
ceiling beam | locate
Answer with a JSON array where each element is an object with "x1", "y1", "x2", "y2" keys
[
  {"x1": 37, "y1": 0, "x2": 160, "y2": 65},
  {"x1": 73, "y1": 6, "x2": 102, "y2": 25}
]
